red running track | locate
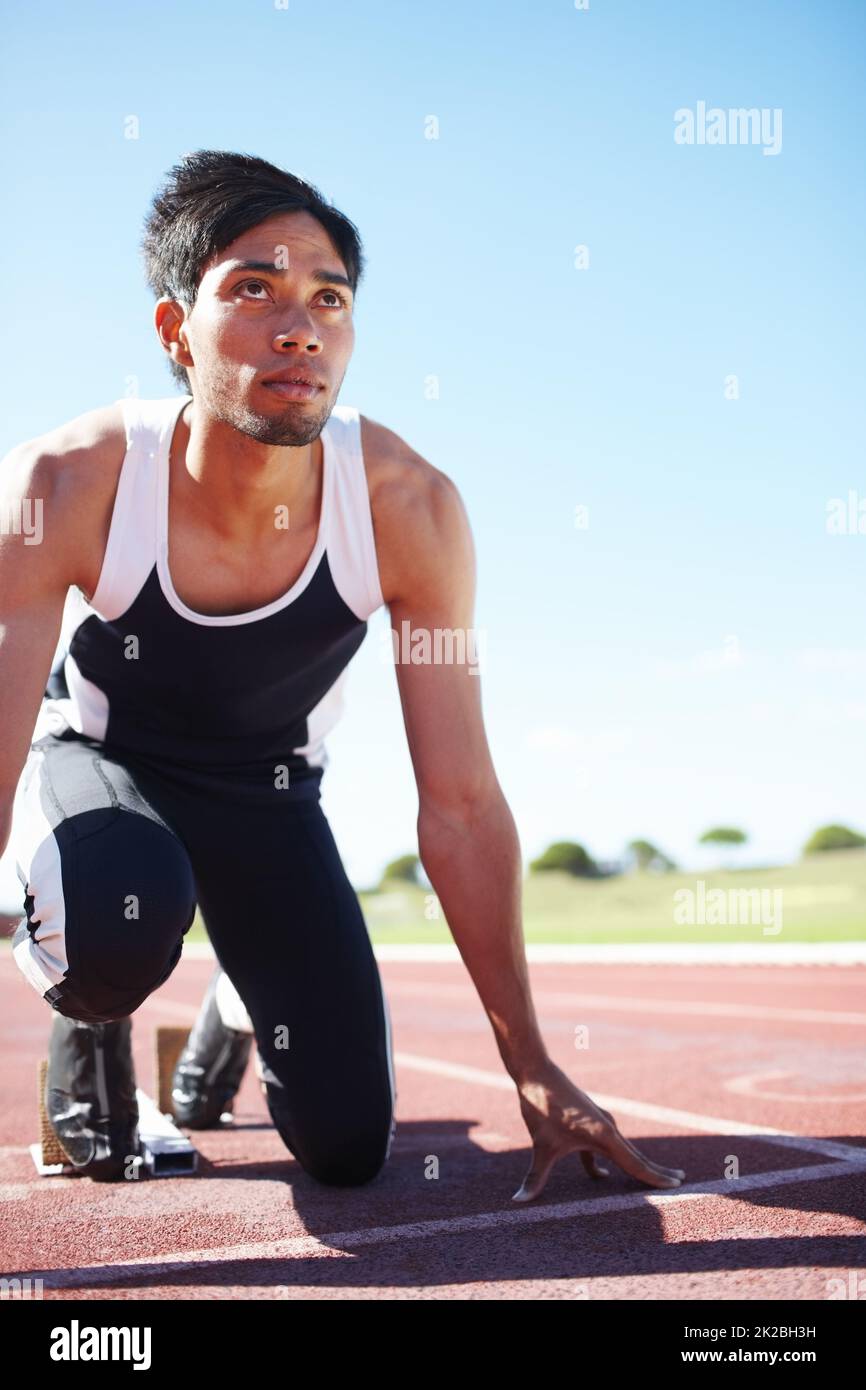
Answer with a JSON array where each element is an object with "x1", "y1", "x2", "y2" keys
[{"x1": 0, "y1": 953, "x2": 864, "y2": 1300}]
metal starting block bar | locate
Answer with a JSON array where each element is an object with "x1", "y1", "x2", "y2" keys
[{"x1": 32, "y1": 1027, "x2": 197, "y2": 1178}]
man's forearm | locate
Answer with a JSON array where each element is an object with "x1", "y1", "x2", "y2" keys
[{"x1": 418, "y1": 790, "x2": 549, "y2": 1084}]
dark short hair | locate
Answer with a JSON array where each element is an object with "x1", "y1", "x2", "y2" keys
[{"x1": 141, "y1": 149, "x2": 365, "y2": 390}]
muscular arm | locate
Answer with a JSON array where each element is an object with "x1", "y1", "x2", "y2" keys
[
  {"x1": 373, "y1": 437, "x2": 549, "y2": 1083},
  {"x1": 371, "y1": 421, "x2": 686, "y2": 1200},
  {"x1": 0, "y1": 406, "x2": 123, "y2": 856}
]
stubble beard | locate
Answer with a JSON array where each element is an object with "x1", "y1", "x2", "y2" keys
[
  {"x1": 224, "y1": 397, "x2": 332, "y2": 447},
  {"x1": 201, "y1": 373, "x2": 337, "y2": 446}
]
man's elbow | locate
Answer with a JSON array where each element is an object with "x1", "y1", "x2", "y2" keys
[{"x1": 417, "y1": 780, "x2": 508, "y2": 847}]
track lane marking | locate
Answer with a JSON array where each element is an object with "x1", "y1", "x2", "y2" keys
[
  {"x1": 386, "y1": 981, "x2": 866, "y2": 1026},
  {"x1": 394, "y1": 1051, "x2": 866, "y2": 1163},
  {"x1": 15, "y1": 1154, "x2": 866, "y2": 1290}
]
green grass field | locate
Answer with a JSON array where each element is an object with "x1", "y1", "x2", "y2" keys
[
  {"x1": 176, "y1": 850, "x2": 866, "y2": 947},
  {"x1": 3, "y1": 850, "x2": 863, "y2": 952}
]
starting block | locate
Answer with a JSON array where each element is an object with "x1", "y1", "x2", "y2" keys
[
  {"x1": 154, "y1": 1025, "x2": 191, "y2": 1115},
  {"x1": 31, "y1": 1026, "x2": 198, "y2": 1179}
]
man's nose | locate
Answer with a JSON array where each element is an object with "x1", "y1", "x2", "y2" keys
[{"x1": 273, "y1": 326, "x2": 323, "y2": 353}]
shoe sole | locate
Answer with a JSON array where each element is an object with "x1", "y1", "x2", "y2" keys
[{"x1": 32, "y1": 1037, "x2": 199, "y2": 1179}]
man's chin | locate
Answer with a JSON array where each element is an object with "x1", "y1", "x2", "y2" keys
[{"x1": 243, "y1": 399, "x2": 330, "y2": 447}]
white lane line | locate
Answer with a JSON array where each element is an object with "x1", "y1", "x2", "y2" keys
[
  {"x1": 149, "y1": 975, "x2": 866, "y2": 1028},
  {"x1": 136, "y1": 1009, "x2": 864, "y2": 1158},
  {"x1": 387, "y1": 980, "x2": 866, "y2": 1027},
  {"x1": 375, "y1": 944, "x2": 866, "y2": 965},
  {"x1": 17, "y1": 1154, "x2": 866, "y2": 1290},
  {"x1": 535, "y1": 992, "x2": 866, "y2": 1027},
  {"x1": 394, "y1": 1052, "x2": 866, "y2": 1164},
  {"x1": 724, "y1": 1070, "x2": 866, "y2": 1104},
  {"x1": 520, "y1": 944, "x2": 866, "y2": 966},
  {"x1": 175, "y1": 942, "x2": 866, "y2": 966}
]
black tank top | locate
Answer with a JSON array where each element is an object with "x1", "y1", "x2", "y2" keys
[{"x1": 36, "y1": 394, "x2": 385, "y2": 803}]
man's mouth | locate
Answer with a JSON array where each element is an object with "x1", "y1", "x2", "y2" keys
[{"x1": 260, "y1": 374, "x2": 324, "y2": 402}]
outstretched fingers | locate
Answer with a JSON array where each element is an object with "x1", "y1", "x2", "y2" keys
[
  {"x1": 593, "y1": 1112, "x2": 685, "y2": 1186},
  {"x1": 511, "y1": 1084, "x2": 686, "y2": 1203},
  {"x1": 597, "y1": 1107, "x2": 686, "y2": 1181}
]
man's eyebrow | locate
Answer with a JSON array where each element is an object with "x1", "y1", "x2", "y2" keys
[{"x1": 217, "y1": 259, "x2": 353, "y2": 291}]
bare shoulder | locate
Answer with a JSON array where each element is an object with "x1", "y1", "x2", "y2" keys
[
  {"x1": 4, "y1": 402, "x2": 127, "y2": 499},
  {"x1": 359, "y1": 412, "x2": 474, "y2": 606},
  {"x1": 0, "y1": 402, "x2": 128, "y2": 597}
]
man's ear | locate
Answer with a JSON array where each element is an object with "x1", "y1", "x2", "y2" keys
[{"x1": 154, "y1": 296, "x2": 194, "y2": 371}]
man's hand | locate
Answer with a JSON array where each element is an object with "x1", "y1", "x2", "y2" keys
[{"x1": 512, "y1": 1058, "x2": 686, "y2": 1202}]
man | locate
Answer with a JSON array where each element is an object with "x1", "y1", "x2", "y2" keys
[{"x1": 0, "y1": 150, "x2": 684, "y2": 1199}]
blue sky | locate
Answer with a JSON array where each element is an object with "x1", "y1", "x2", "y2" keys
[{"x1": 1, "y1": 0, "x2": 864, "y2": 888}]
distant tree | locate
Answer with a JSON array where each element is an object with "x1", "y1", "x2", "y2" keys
[
  {"x1": 699, "y1": 827, "x2": 747, "y2": 847},
  {"x1": 380, "y1": 853, "x2": 421, "y2": 886},
  {"x1": 803, "y1": 824, "x2": 866, "y2": 854},
  {"x1": 530, "y1": 841, "x2": 598, "y2": 878},
  {"x1": 626, "y1": 839, "x2": 677, "y2": 873}
]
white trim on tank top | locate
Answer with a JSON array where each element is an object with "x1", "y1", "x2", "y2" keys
[
  {"x1": 155, "y1": 393, "x2": 334, "y2": 628},
  {"x1": 326, "y1": 405, "x2": 386, "y2": 620},
  {"x1": 87, "y1": 398, "x2": 163, "y2": 620},
  {"x1": 88, "y1": 395, "x2": 384, "y2": 628}
]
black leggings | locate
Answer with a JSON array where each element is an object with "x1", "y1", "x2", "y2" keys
[{"x1": 9, "y1": 725, "x2": 396, "y2": 1185}]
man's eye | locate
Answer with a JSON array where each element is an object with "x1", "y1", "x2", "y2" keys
[{"x1": 233, "y1": 281, "x2": 349, "y2": 308}]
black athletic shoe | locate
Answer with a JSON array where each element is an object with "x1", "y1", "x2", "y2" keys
[
  {"x1": 170, "y1": 971, "x2": 253, "y2": 1129},
  {"x1": 46, "y1": 1015, "x2": 141, "y2": 1182}
]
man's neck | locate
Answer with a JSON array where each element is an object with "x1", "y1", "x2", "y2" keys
[{"x1": 171, "y1": 400, "x2": 323, "y2": 543}]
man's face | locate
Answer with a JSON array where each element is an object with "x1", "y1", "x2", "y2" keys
[{"x1": 172, "y1": 210, "x2": 355, "y2": 446}]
